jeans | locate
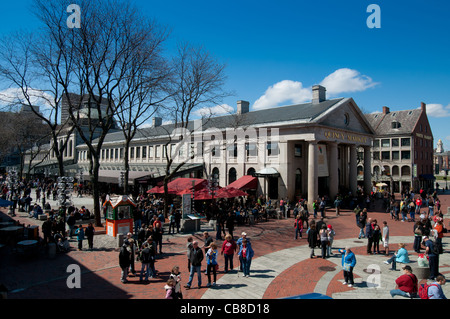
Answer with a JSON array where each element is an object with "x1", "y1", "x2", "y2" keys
[
  {"x1": 327, "y1": 239, "x2": 333, "y2": 257},
  {"x1": 240, "y1": 257, "x2": 252, "y2": 276},
  {"x1": 390, "y1": 289, "x2": 414, "y2": 298},
  {"x1": 140, "y1": 262, "x2": 152, "y2": 281},
  {"x1": 187, "y1": 265, "x2": 202, "y2": 287},
  {"x1": 386, "y1": 255, "x2": 398, "y2": 270},
  {"x1": 134, "y1": 219, "x2": 142, "y2": 232},
  {"x1": 358, "y1": 228, "x2": 365, "y2": 238},
  {"x1": 224, "y1": 254, "x2": 234, "y2": 272}
]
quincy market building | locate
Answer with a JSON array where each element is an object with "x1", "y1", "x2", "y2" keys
[{"x1": 76, "y1": 85, "x2": 375, "y2": 206}]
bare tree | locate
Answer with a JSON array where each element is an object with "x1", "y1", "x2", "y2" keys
[
  {"x1": 115, "y1": 30, "x2": 172, "y2": 194},
  {"x1": 159, "y1": 43, "x2": 230, "y2": 217},
  {"x1": 25, "y1": 0, "x2": 171, "y2": 226},
  {"x1": 0, "y1": 31, "x2": 76, "y2": 177}
]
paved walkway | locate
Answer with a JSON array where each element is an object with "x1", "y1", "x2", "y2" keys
[{"x1": 1, "y1": 189, "x2": 450, "y2": 299}]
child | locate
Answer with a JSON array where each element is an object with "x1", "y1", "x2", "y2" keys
[
  {"x1": 75, "y1": 225, "x2": 84, "y2": 251},
  {"x1": 164, "y1": 278, "x2": 176, "y2": 299},
  {"x1": 206, "y1": 243, "x2": 218, "y2": 287},
  {"x1": 169, "y1": 266, "x2": 183, "y2": 299}
]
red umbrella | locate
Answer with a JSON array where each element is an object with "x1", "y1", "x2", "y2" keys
[{"x1": 216, "y1": 187, "x2": 248, "y2": 198}]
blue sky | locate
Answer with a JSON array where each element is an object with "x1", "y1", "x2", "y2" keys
[{"x1": 1, "y1": 0, "x2": 449, "y2": 147}]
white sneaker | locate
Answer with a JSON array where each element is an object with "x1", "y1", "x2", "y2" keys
[
  {"x1": 342, "y1": 281, "x2": 348, "y2": 285},
  {"x1": 348, "y1": 284, "x2": 353, "y2": 288},
  {"x1": 384, "y1": 261, "x2": 390, "y2": 264}
]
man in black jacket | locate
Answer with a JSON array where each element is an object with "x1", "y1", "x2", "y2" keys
[
  {"x1": 119, "y1": 242, "x2": 131, "y2": 283},
  {"x1": 185, "y1": 241, "x2": 204, "y2": 289},
  {"x1": 366, "y1": 218, "x2": 374, "y2": 254}
]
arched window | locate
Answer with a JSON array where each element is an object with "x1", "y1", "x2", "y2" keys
[
  {"x1": 392, "y1": 165, "x2": 399, "y2": 176},
  {"x1": 246, "y1": 167, "x2": 256, "y2": 176},
  {"x1": 228, "y1": 167, "x2": 237, "y2": 184}
]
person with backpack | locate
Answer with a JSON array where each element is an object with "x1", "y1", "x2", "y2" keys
[
  {"x1": 427, "y1": 275, "x2": 447, "y2": 299},
  {"x1": 390, "y1": 265, "x2": 418, "y2": 298},
  {"x1": 423, "y1": 236, "x2": 440, "y2": 280}
]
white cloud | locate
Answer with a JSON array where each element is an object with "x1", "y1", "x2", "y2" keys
[
  {"x1": 422, "y1": 103, "x2": 450, "y2": 118},
  {"x1": 0, "y1": 87, "x2": 53, "y2": 110},
  {"x1": 320, "y1": 68, "x2": 378, "y2": 96},
  {"x1": 253, "y1": 80, "x2": 311, "y2": 110},
  {"x1": 252, "y1": 68, "x2": 377, "y2": 111},
  {"x1": 194, "y1": 104, "x2": 234, "y2": 117}
]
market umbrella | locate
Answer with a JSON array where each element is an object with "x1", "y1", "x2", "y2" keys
[
  {"x1": 376, "y1": 182, "x2": 388, "y2": 187},
  {"x1": 216, "y1": 187, "x2": 248, "y2": 199}
]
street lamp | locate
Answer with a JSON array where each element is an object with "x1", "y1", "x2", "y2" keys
[{"x1": 57, "y1": 176, "x2": 74, "y2": 237}]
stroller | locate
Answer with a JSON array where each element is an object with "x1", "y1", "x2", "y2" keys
[{"x1": 54, "y1": 233, "x2": 70, "y2": 253}]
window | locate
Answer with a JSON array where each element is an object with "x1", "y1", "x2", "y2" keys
[
  {"x1": 381, "y1": 139, "x2": 390, "y2": 147},
  {"x1": 373, "y1": 152, "x2": 380, "y2": 160},
  {"x1": 130, "y1": 147, "x2": 134, "y2": 159},
  {"x1": 155, "y1": 145, "x2": 161, "y2": 158},
  {"x1": 228, "y1": 143, "x2": 237, "y2": 158},
  {"x1": 392, "y1": 151, "x2": 399, "y2": 160},
  {"x1": 267, "y1": 142, "x2": 279, "y2": 156},
  {"x1": 142, "y1": 146, "x2": 147, "y2": 159},
  {"x1": 373, "y1": 139, "x2": 380, "y2": 147},
  {"x1": 382, "y1": 151, "x2": 390, "y2": 160},
  {"x1": 136, "y1": 146, "x2": 140, "y2": 159},
  {"x1": 245, "y1": 143, "x2": 257, "y2": 157},
  {"x1": 401, "y1": 151, "x2": 411, "y2": 160},
  {"x1": 149, "y1": 146, "x2": 154, "y2": 158},
  {"x1": 294, "y1": 144, "x2": 302, "y2": 157},
  {"x1": 391, "y1": 139, "x2": 399, "y2": 147},
  {"x1": 401, "y1": 138, "x2": 410, "y2": 146}
]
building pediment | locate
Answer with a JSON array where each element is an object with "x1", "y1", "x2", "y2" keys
[{"x1": 312, "y1": 98, "x2": 375, "y2": 136}]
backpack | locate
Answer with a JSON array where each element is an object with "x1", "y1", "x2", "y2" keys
[{"x1": 418, "y1": 283, "x2": 438, "y2": 299}]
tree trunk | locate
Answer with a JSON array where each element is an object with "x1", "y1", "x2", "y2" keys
[{"x1": 92, "y1": 157, "x2": 102, "y2": 227}]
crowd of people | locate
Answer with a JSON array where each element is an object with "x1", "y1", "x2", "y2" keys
[{"x1": 2, "y1": 174, "x2": 448, "y2": 299}]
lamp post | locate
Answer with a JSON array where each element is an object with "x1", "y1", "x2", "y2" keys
[
  {"x1": 7, "y1": 168, "x2": 17, "y2": 216},
  {"x1": 57, "y1": 176, "x2": 74, "y2": 236}
]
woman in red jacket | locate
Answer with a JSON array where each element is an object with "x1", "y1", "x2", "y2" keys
[{"x1": 221, "y1": 234, "x2": 237, "y2": 273}]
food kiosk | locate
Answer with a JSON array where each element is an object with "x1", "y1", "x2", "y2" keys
[{"x1": 104, "y1": 195, "x2": 136, "y2": 237}]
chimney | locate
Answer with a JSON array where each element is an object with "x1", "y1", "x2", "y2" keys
[
  {"x1": 421, "y1": 102, "x2": 426, "y2": 112},
  {"x1": 152, "y1": 117, "x2": 162, "y2": 127},
  {"x1": 237, "y1": 100, "x2": 249, "y2": 115},
  {"x1": 312, "y1": 85, "x2": 326, "y2": 104},
  {"x1": 382, "y1": 106, "x2": 390, "y2": 114}
]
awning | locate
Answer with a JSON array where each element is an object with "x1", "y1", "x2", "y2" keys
[
  {"x1": 227, "y1": 175, "x2": 258, "y2": 190},
  {"x1": 147, "y1": 177, "x2": 208, "y2": 195},
  {"x1": 254, "y1": 167, "x2": 280, "y2": 177},
  {"x1": 91, "y1": 170, "x2": 150, "y2": 184}
]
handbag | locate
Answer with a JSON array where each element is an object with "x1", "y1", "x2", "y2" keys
[{"x1": 343, "y1": 262, "x2": 352, "y2": 272}]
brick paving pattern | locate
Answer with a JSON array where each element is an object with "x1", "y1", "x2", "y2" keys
[{"x1": 1, "y1": 190, "x2": 449, "y2": 299}]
